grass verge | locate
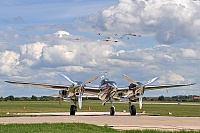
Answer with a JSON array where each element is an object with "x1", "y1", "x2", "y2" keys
[{"x1": 0, "y1": 123, "x2": 199, "y2": 133}]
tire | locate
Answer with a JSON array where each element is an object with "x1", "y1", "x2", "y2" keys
[
  {"x1": 110, "y1": 106, "x2": 115, "y2": 116},
  {"x1": 70, "y1": 105, "x2": 76, "y2": 115},
  {"x1": 130, "y1": 105, "x2": 136, "y2": 116}
]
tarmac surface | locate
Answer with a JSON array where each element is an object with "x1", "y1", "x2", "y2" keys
[{"x1": 1, "y1": 112, "x2": 200, "y2": 131}]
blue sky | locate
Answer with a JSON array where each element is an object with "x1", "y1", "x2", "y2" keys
[{"x1": 0, "y1": 0, "x2": 199, "y2": 97}]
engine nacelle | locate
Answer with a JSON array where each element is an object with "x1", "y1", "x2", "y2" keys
[
  {"x1": 127, "y1": 88, "x2": 141, "y2": 100},
  {"x1": 129, "y1": 83, "x2": 136, "y2": 90},
  {"x1": 134, "y1": 88, "x2": 141, "y2": 98},
  {"x1": 59, "y1": 90, "x2": 68, "y2": 97}
]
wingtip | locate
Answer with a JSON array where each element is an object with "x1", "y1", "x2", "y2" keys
[{"x1": 190, "y1": 83, "x2": 196, "y2": 85}]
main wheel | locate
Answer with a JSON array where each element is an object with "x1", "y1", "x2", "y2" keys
[
  {"x1": 110, "y1": 106, "x2": 115, "y2": 116},
  {"x1": 130, "y1": 105, "x2": 136, "y2": 116},
  {"x1": 70, "y1": 105, "x2": 76, "y2": 115}
]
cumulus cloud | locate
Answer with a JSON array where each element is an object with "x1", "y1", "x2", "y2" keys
[
  {"x1": 39, "y1": 41, "x2": 114, "y2": 68},
  {"x1": 0, "y1": 1, "x2": 198, "y2": 97},
  {"x1": 158, "y1": 71, "x2": 185, "y2": 84},
  {"x1": 20, "y1": 42, "x2": 47, "y2": 66},
  {"x1": 181, "y1": 48, "x2": 199, "y2": 58},
  {"x1": 84, "y1": 0, "x2": 200, "y2": 44},
  {"x1": 0, "y1": 51, "x2": 20, "y2": 75},
  {"x1": 109, "y1": 45, "x2": 176, "y2": 63},
  {"x1": 106, "y1": 43, "x2": 199, "y2": 87},
  {"x1": 58, "y1": 66, "x2": 91, "y2": 73},
  {"x1": 0, "y1": 31, "x2": 115, "y2": 74}
]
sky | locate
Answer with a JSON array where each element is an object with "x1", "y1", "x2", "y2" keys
[{"x1": 0, "y1": 0, "x2": 199, "y2": 98}]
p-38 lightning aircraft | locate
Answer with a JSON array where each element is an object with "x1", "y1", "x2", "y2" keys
[{"x1": 5, "y1": 73, "x2": 195, "y2": 116}]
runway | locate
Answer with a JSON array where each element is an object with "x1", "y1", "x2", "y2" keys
[{"x1": 0, "y1": 112, "x2": 200, "y2": 131}]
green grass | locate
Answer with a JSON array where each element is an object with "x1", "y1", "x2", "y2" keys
[
  {"x1": 0, "y1": 123, "x2": 198, "y2": 133},
  {"x1": 0, "y1": 123, "x2": 117, "y2": 133},
  {"x1": 0, "y1": 101, "x2": 199, "y2": 117}
]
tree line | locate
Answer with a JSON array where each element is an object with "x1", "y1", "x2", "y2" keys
[
  {"x1": 0, "y1": 95, "x2": 199, "y2": 102},
  {"x1": 0, "y1": 95, "x2": 60, "y2": 101}
]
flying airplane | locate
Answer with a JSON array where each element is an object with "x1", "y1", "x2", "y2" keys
[
  {"x1": 120, "y1": 33, "x2": 141, "y2": 39},
  {"x1": 105, "y1": 36, "x2": 112, "y2": 39},
  {"x1": 103, "y1": 39, "x2": 112, "y2": 42},
  {"x1": 127, "y1": 33, "x2": 141, "y2": 37},
  {"x1": 113, "y1": 40, "x2": 120, "y2": 43},
  {"x1": 5, "y1": 74, "x2": 98, "y2": 115}
]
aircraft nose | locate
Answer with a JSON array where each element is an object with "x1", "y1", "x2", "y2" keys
[{"x1": 106, "y1": 83, "x2": 109, "y2": 88}]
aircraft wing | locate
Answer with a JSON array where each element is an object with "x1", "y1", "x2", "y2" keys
[
  {"x1": 84, "y1": 86, "x2": 100, "y2": 95},
  {"x1": 145, "y1": 83, "x2": 196, "y2": 90},
  {"x1": 5, "y1": 81, "x2": 70, "y2": 90},
  {"x1": 117, "y1": 87, "x2": 130, "y2": 91}
]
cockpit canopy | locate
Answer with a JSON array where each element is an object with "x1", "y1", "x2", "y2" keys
[{"x1": 101, "y1": 78, "x2": 116, "y2": 86}]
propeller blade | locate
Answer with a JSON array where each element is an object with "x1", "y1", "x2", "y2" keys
[
  {"x1": 61, "y1": 74, "x2": 77, "y2": 85},
  {"x1": 139, "y1": 95, "x2": 143, "y2": 109},
  {"x1": 84, "y1": 76, "x2": 98, "y2": 85},
  {"x1": 122, "y1": 74, "x2": 138, "y2": 85},
  {"x1": 59, "y1": 97, "x2": 62, "y2": 105},
  {"x1": 145, "y1": 77, "x2": 159, "y2": 86}
]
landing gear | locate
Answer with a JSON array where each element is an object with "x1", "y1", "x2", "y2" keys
[
  {"x1": 130, "y1": 105, "x2": 136, "y2": 116},
  {"x1": 70, "y1": 105, "x2": 76, "y2": 115},
  {"x1": 110, "y1": 106, "x2": 115, "y2": 116},
  {"x1": 109, "y1": 97, "x2": 115, "y2": 116},
  {"x1": 129, "y1": 102, "x2": 136, "y2": 116}
]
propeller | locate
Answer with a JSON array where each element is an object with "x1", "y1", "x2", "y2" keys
[
  {"x1": 145, "y1": 77, "x2": 159, "y2": 86},
  {"x1": 123, "y1": 74, "x2": 159, "y2": 109},
  {"x1": 59, "y1": 96, "x2": 63, "y2": 105},
  {"x1": 61, "y1": 74, "x2": 98, "y2": 109},
  {"x1": 139, "y1": 77, "x2": 159, "y2": 109},
  {"x1": 139, "y1": 95, "x2": 143, "y2": 109},
  {"x1": 78, "y1": 88, "x2": 83, "y2": 109},
  {"x1": 78, "y1": 75, "x2": 98, "y2": 109},
  {"x1": 122, "y1": 74, "x2": 138, "y2": 85},
  {"x1": 61, "y1": 74, "x2": 77, "y2": 85}
]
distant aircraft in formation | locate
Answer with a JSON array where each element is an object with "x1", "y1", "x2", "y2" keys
[
  {"x1": 5, "y1": 73, "x2": 195, "y2": 116},
  {"x1": 97, "y1": 32, "x2": 141, "y2": 42},
  {"x1": 103, "y1": 39, "x2": 112, "y2": 42}
]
